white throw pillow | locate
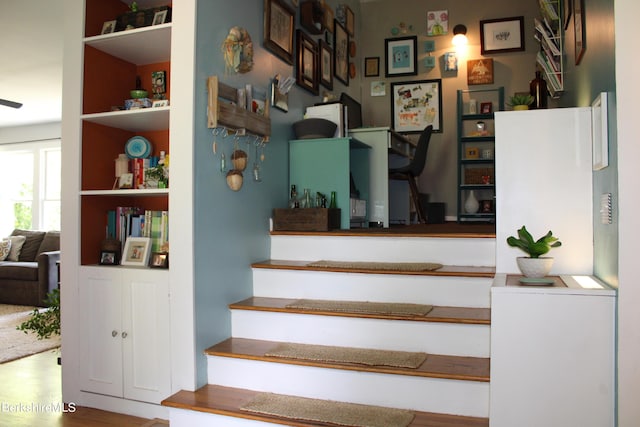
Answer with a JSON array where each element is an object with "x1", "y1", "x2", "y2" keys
[
  {"x1": 6, "y1": 235, "x2": 26, "y2": 262},
  {"x1": 0, "y1": 239, "x2": 11, "y2": 261}
]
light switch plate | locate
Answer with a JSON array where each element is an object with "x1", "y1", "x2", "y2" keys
[{"x1": 600, "y1": 193, "x2": 612, "y2": 224}]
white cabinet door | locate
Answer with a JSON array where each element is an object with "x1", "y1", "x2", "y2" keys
[
  {"x1": 79, "y1": 267, "x2": 123, "y2": 397},
  {"x1": 79, "y1": 267, "x2": 170, "y2": 403},
  {"x1": 122, "y1": 268, "x2": 171, "y2": 403}
]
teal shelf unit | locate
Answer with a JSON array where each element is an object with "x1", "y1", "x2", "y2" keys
[
  {"x1": 456, "y1": 87, "x2": 504, "y2": 223},
  {"x1": 289, "y1": 137, "x2": 370, "y2": 229}
]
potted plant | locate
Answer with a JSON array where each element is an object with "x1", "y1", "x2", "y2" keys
[
  {"x1": 506, "y1": 225, "x2": 562, "y2": 277},
  {"x1": 145, "y1": 163, "x2": 169, "y2": 188},
  {"x1": 507, "y1": 94, "x2": 534, "y2": 111},
  {"x1": 18, "y1": 288, "x2": 60, "y2": 340}
]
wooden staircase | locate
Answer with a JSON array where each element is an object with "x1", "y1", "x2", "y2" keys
[{"x1": 163, "y1": 231, "x2": 495, "y2": 426}]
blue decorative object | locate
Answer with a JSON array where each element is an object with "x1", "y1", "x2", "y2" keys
[{"x1": 125, "y1": 136, "x2": 152, "y2": 159}]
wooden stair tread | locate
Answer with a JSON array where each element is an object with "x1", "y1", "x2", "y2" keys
[
  {"x1": 252, "y1": 259, "x2": 496, "y2": 278},
  {"x1": 162, "y1": 384, "x2": 490, "y2": 427},
  {"x1": 230, "y1": 297, "x2": 491, "y2": 325},
  {"x1": 206, "y1": 338, "x2": 489, "y2": 382}
]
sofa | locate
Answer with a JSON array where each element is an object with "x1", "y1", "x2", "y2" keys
[{"x1": 0, "y1": 229, "x2": 60, "y2": 307}]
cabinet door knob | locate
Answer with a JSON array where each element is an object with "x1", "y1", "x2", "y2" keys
[
  {"x1": 121, "y1": 332, "x2": 128, "y2": 338},
  {"x1": 112, "y1": 330, "x2": 118, "y2": 337}
]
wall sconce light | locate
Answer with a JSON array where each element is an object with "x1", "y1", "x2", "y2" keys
[{"x1": 452, "y1": 24, "x2": 468, "y2": 46}]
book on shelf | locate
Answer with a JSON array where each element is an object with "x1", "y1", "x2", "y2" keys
[
  {"x1": 144, "y1": 210, "x2": 169, "y2": 253},
  {"x1": 536, "y1": 52, "x2": 562, "y2": 92},
  {"x1": 534, "y1": 18, "x2": 560, "y2": 56},
  {"x1": 538, "y1": 0, "x2": 559, "y2": 21}
]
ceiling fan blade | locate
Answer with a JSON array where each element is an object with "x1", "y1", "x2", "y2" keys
[{"x1": 0, "y1": 99, "x2": 23, "y2": 109}]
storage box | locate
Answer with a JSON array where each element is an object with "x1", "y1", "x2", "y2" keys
[
  {"x1": 273, "y1": 208, "x2": 341, "y2": 231},
  {"x1": 125, "y1": 98, "x2": 152, "y2": 110}
]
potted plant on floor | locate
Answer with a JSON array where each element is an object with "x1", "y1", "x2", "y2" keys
[
  {"x1": 17, "y1": 288, "x2": 61, "y2": 363},
  {"x1": 506, "y1": 225, "x2": 562, "y2": 278}
]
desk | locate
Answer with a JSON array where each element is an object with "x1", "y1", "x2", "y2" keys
[
  {"x1": 348, "y1": 127, "x2": 414, "y2": 227},
  {"x1": 289, "y1": 137, "x2": 370, "y2": 229}
]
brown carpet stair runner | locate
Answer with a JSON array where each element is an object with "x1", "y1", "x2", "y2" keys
[{"x1": 240, "y1": 392, "x2": 415, "y2": 427}]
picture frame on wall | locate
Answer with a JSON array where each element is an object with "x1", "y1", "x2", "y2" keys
[
  {"x1": 564, "y1": 0, "x2": 573, "y2": 30},
  {"x1": 574, "y1": 0, "x2": 586, "y2": 65},
  {"x1": 467, "y1": 58, "x2": 494, "y2": 85},
  {"x1": 345, "y1": 5, "x2": 355, "y2": 36},
  {"x1": 334, "y1": 20, "x2": 350, "y2": 85},
  {"x1": 263, "y1": 0, "x2": 295, "y2": 65},
  {"x1": 364, "y1": 57, "x2": 380, "y2": 77},
  {"x1": 319, "y1": 39, "x2": 333, "y2": 90},
  {"x1": 480, "y1": 16, "x2": 525, "y2": 54},
  {"x1": 385, "y1": 36, "x2": 418, "y2": 77},
  {"x1": 390, "y1": 79, "x2": 443, "y2": 133},
  {"x1": 295, "y1": 30, "x2": 319, "y2": 95}
]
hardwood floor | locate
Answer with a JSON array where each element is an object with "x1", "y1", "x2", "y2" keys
[{"x1": 0, "y1": 350, "x2": 164, "y2": 426}]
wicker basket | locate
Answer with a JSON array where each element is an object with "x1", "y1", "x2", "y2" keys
[{"x1": 465, "y1": 167, "x2": 494, "y2": 184}]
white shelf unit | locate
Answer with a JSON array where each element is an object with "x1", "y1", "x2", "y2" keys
[
  {"x1": 82, "y1": 107, "x2": 170, "y2": 132},
  {"x1": 84, "y1": 23, "x2": 172, "y2": 65}
]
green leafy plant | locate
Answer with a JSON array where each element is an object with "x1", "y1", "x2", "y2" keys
[
  {"x1": 145, "y1": 164, "x2": 169, "y2": 187},
  {"x1": 17, "y1": 288, "x2": 60, "y2": 340},
  {"x1": 507, "y1": 94, "x2": 534, "y2": 107},
  {"x1": 506, "y1": 225, "x2": 562, "y2": 258}
]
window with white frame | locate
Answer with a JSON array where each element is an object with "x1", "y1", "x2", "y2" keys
[{"x1": 0, "y1": 139, "x2": 61, "y2": 237}]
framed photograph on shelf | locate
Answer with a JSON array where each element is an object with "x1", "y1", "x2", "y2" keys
[
  {"x1": 574, "y1": 0, "x2": 586, "y2": 65},
  {"x1": 385, "y1": 36, "x2": 418, "y2": 77},
  {"x1": 480, "y1": 16, "x2": 525, "y2": 54},
  {"x1": 480, "y1": 102, "x2": 493, "y2": 114},
  {"x1": 121, "y1": 237, "x2": 152, "y2": 267},
  {"x1": 150, "y1": 252, "x2": 169, "y2": 269},
  {"x1": 319, "y1": 39, "x2": 333, "y2": 89},
  {"x1": 467, "y1": 58, "x2": 494, "y2": 85},
  {"x1": 101, "y1": 20, "x2": 116, "y2": 34},
  {"x1": 295, "y1": 30, "x2": 319, "y2": 95},
  {"x1": 99, "y1": 251, "x2": 119, "y2": 265},
  {"x1": 364, "y1": 57, "x2": 380, "y2": 77},
  {"x1": 390, "y1": 79, "x2": 443, "y2": 133},
  {"x1": 263, "y1": 0, "x2": 295, "y2": 65},
  {"x1": 334, "y1": 20, "x2": 349, "y2": 85},
  {"x1": 153, "y1": 10, "x2": 168, "y2": 25}
]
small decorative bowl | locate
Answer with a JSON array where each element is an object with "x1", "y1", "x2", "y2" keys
[
  {"x1": 130, "y1": 89, "x2": 148, "y2": 99},
  {"x1": 292, "y1": 118, "x2": 338, "y2": 139}
]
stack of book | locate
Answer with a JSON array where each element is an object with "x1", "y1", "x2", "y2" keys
[{"x1": 107, "y1": 207, "x2": 169, "y2": 253}]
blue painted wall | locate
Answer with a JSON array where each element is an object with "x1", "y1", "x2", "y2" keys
[
  {"x1": 192, "y1": 0, "x2": 360, "y2": 386},
  {"x1": 558, "y1": 0, "x2": 618, "y2": 287}
]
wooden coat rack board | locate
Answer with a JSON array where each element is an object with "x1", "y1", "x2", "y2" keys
[{"x1": 207, "y1": 75, "x2": 271, "y2": 140}]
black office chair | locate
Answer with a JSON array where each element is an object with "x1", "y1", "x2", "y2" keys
[{"x1": 388, "y1": 125, "x2": 433, "y2": 224}]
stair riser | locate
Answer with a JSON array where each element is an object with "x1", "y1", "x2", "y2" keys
[
  {"x1": 231, "y1": 310, "x2": 490, "y2": 357},
  {"x1": 207, "y1": 356, "x2": 490, "y2": 417},
  {"x1": 253, "y1": 269, "x2": 492, "y2": 308},
  {"x1": 270, "y1": 235, "x2": 496, "y2": 266},
  {"x1": 170, "y1": 408, "x2": 278, "y2": 427}
]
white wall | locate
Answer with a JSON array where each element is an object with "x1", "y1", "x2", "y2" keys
[
  {"x1": 0, "y1": 122, "x2": 61, "y2": 144},
  {"x1": 614, "y1": 0, "x2": 640, "y2": 425},
  {"x1": 494, "y1": 108, "x2": 593, "y2": 275}
]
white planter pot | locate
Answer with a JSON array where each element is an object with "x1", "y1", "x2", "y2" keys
[{"x1": 516, "y1": 257, "x2": 554, "y2": 278}]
